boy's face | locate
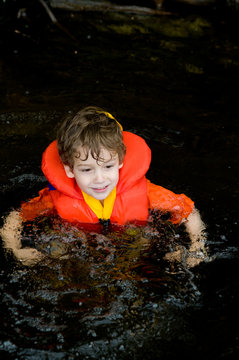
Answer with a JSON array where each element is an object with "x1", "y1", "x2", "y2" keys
[{"x1": 64, "y1": 147, "x2": 123, "y2": 202}]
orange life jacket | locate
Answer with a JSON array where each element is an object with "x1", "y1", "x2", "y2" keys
[
  {"x1": 21, "y1": 132, "x2": 194, "y2": 225},
  {"x1": 41, "y1": 131, "x2": 151, "y2": 225}
]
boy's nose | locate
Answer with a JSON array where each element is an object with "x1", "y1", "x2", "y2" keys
[{"x1": 94, "y1": 169, "x2": 104, "y2": 183}]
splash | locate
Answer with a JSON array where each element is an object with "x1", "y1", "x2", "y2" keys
[{"x1": 0, "y1": 211, "x2": 209, "y2": 358}]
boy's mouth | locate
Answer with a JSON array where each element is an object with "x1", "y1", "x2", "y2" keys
[{"x1": 91, "y1": 185, "x2": 109, "y2": 193}]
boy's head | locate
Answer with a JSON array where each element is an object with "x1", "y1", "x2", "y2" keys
[
  {"x1": 57, "y1": 106, "x2": 126, "y2": 168},
  {"x1": 57, "y1": 106, "x2": 126, "y2": 201}
]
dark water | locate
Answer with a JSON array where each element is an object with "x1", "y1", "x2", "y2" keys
[{"x1": 0, "y1": 5, "x2": 239, "y2": 360}]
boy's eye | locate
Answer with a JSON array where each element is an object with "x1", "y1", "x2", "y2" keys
[
  {"x1": 105, "y1": 164, "x2": 114, "y2": 169},
  {"x1": 81, "y1": 168, "x2": 91, "y2": 172}
]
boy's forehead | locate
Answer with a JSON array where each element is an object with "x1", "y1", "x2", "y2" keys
[{"x1": 74, "y1": 146, "x2": 118, "y2": 162}]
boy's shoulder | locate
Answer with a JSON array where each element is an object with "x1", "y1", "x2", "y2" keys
[{"x1": 146, "y1": 180, "x2": 194, "y2": 224}]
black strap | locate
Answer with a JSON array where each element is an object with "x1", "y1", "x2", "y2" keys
[{"x1": 99, "y1": 218, "x2": 111, "y2": 233}]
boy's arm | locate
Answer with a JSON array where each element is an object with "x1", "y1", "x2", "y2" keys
[
  {"x1": 0, "y1": 210, "x2": 43, "y2": 265},
  {"x1": 183, "y1": 207, "x2": 207, "y2": 266},
  {"x1": 164, "y1": 207, "x2": 208, "y2": 267},
  {"x1": 147, "y1": 181, "x2": 208, "y2": 267},
  {"x1": 184, "y1": 207, "x2": 206, "y2": 244}
]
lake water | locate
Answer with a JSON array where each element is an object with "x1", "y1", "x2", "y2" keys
[{"x1": 0, "y1": 5, "x2": 239, "y2": 359}]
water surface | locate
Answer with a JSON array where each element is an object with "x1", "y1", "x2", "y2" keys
[{"x1": 0, "y1": 6, "x2": 239, "y2": 359}]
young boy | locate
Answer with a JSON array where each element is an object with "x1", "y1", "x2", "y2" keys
[{"x1": 0, "y1": 106, "x2": 206, "y2": 265}]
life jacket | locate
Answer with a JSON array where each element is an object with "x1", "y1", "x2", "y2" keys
[{"x1": 41, "y1": 132, "x2": 151, "y2": 225}]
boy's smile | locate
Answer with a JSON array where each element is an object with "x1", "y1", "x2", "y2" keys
[{"x1": 64, "y1": 147, "x2": 123, "y2": 202}]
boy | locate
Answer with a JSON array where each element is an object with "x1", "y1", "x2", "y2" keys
[{"x1": 0, "y1": 106, "x2": 206, "y2": 265}]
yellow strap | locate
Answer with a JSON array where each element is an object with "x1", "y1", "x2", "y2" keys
[
  {"x1": 96, "y1": 111, "x2": 123, "y2": 131},
  {"x1": 82, "y1": 187, "x2": 116, "y2": 220}
]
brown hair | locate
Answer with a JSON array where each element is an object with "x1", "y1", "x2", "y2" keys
[{"x1": 57, "y1": 106, "x2": 126, "y2": 168}]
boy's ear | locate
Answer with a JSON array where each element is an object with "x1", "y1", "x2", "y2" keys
[{"x1": 64, "y1": 165, "x2": 75, "y2": 178}]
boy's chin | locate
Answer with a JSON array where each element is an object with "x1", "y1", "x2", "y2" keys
[
  {"x1": 93, "y1": 193, "x2": 109, "y2": 201},
  {"x1": 86, "y1": 190, "x2": 109, "y2": 201}
]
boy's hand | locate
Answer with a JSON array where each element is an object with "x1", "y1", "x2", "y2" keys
[
  {"x1": 0, "y1": 210, "x2": 23, "y2": 249},
  {"x1": 13, "y1": 248, "x2": 44, "y2": 266}
]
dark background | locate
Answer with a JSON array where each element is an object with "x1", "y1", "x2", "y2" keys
[{"x1": 0, "y1": 1, "x2": 239, "y2": 359}]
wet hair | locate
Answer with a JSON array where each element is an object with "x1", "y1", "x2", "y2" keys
[{"x1": 57, "y1": 106, "x2": 126, "y2": 168}]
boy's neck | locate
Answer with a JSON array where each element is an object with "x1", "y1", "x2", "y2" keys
[{"x1": 100, "y1": 199, "x2": 104, "y2": 207}]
